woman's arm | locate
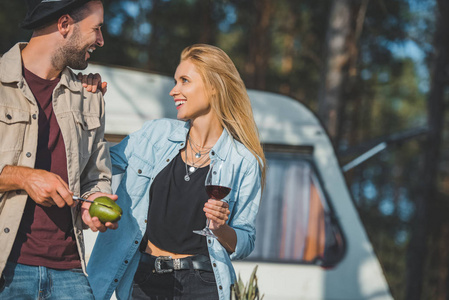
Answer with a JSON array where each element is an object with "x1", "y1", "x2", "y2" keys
[
  {"x1": 208, "y1": 160, "x2": 262, "y2": 257},
  {"x1": 205, "y1": 199, "x2": 236, "y2": 252},
  {"x1": 110, "y1": 135, "x2": 132, "y2": 175},
  {"x1": 78, "y1": 72, "x2": 107, "y2": 94}
]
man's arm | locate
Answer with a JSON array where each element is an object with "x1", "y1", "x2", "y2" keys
[
  {"x1": 0, "y1": 165, "x2": 75, "y2": 207},
  {"x1": 78, "y1": 90, "x2": 112, "y2": 198},
  {"x1": 76, "y1": 87, "x2": 117, "y2": 231}
]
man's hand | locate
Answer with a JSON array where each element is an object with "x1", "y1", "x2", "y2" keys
[
  {"x1": 80, "y1": 192, "x2": 119, "y2": 232},
  {"x1": 77, "y1": 72, "x2": 107, "y2": 95},
  {"x1": 20, "y1": 167, "x2": 75, "y2": 207}
]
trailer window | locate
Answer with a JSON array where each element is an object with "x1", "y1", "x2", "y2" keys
[{"x1": 248, "y1": 152, "x2": 345, "y2": 268}]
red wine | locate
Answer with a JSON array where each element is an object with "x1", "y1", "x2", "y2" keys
[{"x1": 206, "y1": 185, "x2": 231, "y2": 200}]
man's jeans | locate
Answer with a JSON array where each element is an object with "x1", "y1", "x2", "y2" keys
[{"x1": 0, "y1": 261, "x2": 94, "y2": 300}]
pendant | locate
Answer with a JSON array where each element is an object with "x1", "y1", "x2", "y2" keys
[
  {"x1": 189, "y1": 166, "x2": 196, "y2": 173},
  {"x1": 184, "y1": 174, "x2": 190, "y2": 181},
  {"x1": 195, "y1": 152, "x2": 201, "y2": 158}
]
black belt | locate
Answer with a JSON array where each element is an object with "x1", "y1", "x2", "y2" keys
[{"x1": 140, "y1": 253, "x2": 213, "y2": 274}]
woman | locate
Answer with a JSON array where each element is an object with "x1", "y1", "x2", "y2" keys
[{"x1": 87, "y1": 44, "x2": 266, "y2": 300}]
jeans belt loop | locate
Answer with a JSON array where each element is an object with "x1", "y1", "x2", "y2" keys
[{"x1": 173, "y1": 258, "x2": 181, "y2": 271}]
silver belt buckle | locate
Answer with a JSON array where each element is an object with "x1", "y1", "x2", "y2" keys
[{"x1": 154, "y1": 256, "x2": 173, "y2": 274}]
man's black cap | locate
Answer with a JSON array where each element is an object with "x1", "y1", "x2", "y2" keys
[{"x1": 21, "y1": 0, "x2": 92, "y2": 30}]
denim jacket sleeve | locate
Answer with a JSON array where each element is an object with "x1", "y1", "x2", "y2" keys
[
  {"x1": 110, "y1": 121, "x2": 153, "y2": 175},
  {"x1": 110, "y1": 135, "x2": 131, "y2": 175},
  {"x1": 229, "y1": 158, "x2": 262, "y2": 260}
]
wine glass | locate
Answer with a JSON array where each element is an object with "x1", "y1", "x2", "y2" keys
[{"x1": 193, "y1": 160, "x2": 233, "y2": 238}]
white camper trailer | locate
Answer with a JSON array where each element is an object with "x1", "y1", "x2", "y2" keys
[{"x1": 83, "y1": 63, "x2": 393, "y2": 300}]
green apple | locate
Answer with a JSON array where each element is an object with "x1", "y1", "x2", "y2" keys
[{"x1": 89, "y1": 196, "x2": 122, "y2": 223}]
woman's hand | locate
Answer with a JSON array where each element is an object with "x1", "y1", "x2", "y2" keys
[
  {"x1": 204, "y1": 199, "x2": 230, "y2": 231},
  {"x1": 204, "y1": 199, "x2": 236, "y2": 252},
  {"x1": 77, "y1": 72, "x2": 108, "y2": 95}
]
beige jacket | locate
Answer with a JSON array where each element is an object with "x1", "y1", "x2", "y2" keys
[{"x1": 0, "y1": 43, "x2": 112, "y2": 276}]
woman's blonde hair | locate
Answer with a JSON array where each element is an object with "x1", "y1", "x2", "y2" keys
[{"x1": 180, "y1": 44, "x2": 266, "y2": 188}]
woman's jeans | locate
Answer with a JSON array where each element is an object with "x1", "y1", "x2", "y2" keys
[
  {"x1": 0, "y1": 261, "x2": 94, "y2": 300},
  {"x1": 132, "y1": 253, "x2": 219, "y2": 300}
]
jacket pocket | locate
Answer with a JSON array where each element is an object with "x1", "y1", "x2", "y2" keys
[
  {"x1": 0, "y1": 106, "x2": 30, "y2": 152},
  {"x1": 72, "y1": 112, "x2": 101, "y2": 158},
  {"x1": 125, "y1": 155, "x2": 153, "y2": 201}
]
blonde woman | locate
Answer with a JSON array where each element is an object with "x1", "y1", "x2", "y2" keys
[{"x1": 87, "y1": 44, "x2": 265, "y2": 300}]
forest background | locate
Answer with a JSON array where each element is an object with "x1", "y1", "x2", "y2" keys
[{"x1": 1, "y1": 0, "x2": 448, "y2": 299}]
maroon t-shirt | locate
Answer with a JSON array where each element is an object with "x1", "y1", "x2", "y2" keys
[{"x1": 8, "y1": 67, "x2": 81, "y2": 269}]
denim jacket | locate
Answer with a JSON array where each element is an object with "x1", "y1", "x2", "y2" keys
[{"x1": 87, "y1": 119, "x2": 262, "y2": 300}]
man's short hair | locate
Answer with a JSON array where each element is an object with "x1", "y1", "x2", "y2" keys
[{"x1": 69, "y1": 0, "x2": 102, "y2": 23}]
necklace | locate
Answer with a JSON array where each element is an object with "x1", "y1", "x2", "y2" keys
[
  {"x1": 188, "y1": 135, "x2": 212, "y2": 158},
  {"x1": 184, "y1": 136, "x2": 211, "y2": 181},
  {"x1": 184, "y1": 151, "x2": 210, "y2": 181}
]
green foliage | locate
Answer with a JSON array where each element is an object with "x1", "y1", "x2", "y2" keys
[
  {"x1": 0, "y1": 2, "x2": 30, "y2": 53},
  {"x1": 231, "y1": 265, "x2": 264, "y2": 300},
  {"x1": 99, "y1": 0, "x2": 228, "y2": 74}
]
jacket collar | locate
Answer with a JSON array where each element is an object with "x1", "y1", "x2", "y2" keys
[
  {"x1": 0, "y1": 42, "x2": 81, "y2": 93},
  {"x1": 211, "y1": 128, "x2": 233, "y2": 161},
  {"x1": 60, "y1": 67, "x2": 81, "y2": 93},
  {"x1": 168, "y1": 120, "x2": 190, "y2": 143},
  {"x1": 0, "y1": 43, "x2": 26, "y2": 84}
]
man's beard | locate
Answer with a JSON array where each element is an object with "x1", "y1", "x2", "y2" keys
[{"x1": 52, "y1": 26, "x2": 90, "y2": 70}]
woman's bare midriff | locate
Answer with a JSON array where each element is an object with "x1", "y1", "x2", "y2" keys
[{"x1": 144, "y1": 239, "x2": 194, "y2": 259}]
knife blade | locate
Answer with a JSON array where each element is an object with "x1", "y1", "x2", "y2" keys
[{"x1": 72, "y1": 196, "x2": 94, "y2": 203}]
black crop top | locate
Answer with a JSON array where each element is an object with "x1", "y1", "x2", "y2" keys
[{"x1": 146, "y1": 152, "x2": 210, "y2": 255}]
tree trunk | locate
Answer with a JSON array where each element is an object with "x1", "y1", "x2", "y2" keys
[
  {"x1": 437, "y1": 223, "x2": 449, "y2": 299},
  {"x1": 405, "y1": 1, "x2": 449, "y2": 299},
  {"x1": 317, "y1": 0, "x2": 353, "y2": 145},
  {"x1": 147, "y1": 0, "x2": 163, "y2": 70},
  {"x1": 278, "y1": 3, "x2": 298, "y2": 96},
  {"x1": 245, "y1": 0, "x2": 274, "y2": 90},
  {"x1": 197, "y1": 0, "x2": 214, "y2": 44},
  {"x1": 446, "y1": 224, "x2": 449, "y2": 300},
  {"x1": 344, "y1": 0, "x2": 368, "y2": 164}
]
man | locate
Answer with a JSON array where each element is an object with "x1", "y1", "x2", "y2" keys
[{"x1": 0, "y1": 0, "x2": 116, "y2": 298}]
